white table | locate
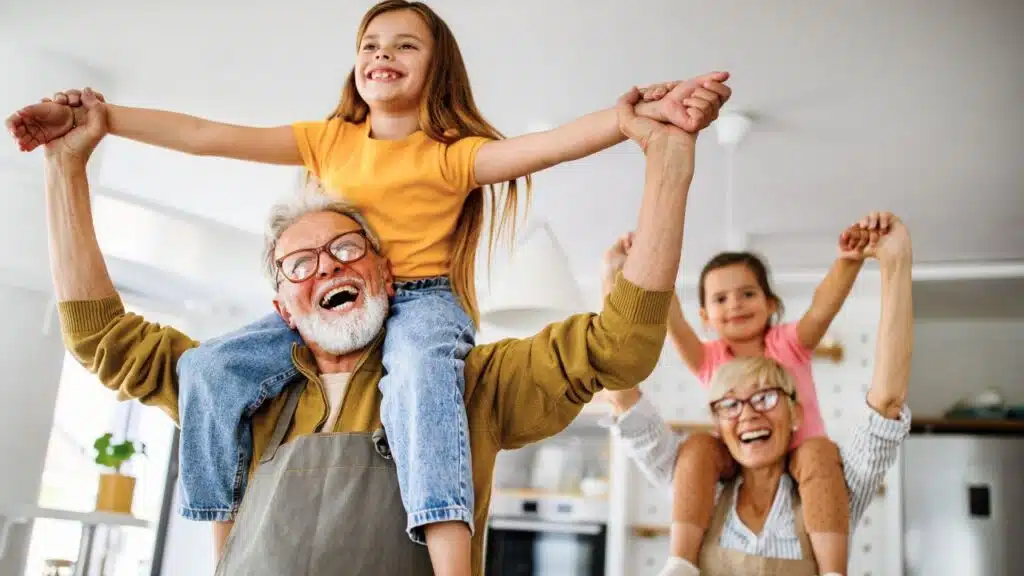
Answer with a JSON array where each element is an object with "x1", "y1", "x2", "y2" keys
[{"x1": 1, "y1": 505, "x2": 151, "y2": 576}]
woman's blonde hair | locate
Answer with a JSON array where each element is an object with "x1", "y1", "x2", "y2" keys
[
  {"x1": 318, "y1": 0, "x2": 529, "y2": 325},
  {"x1": 708, "y1": 357, "x2": 798, "y2": 413}
]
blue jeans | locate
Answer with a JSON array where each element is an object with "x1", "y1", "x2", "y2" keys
[
  {"x1": 175, "y1": 277, "x2": 476, "y2": 543},
  {"x1": 382, "y1": 277, "x2": 475, "y2": 542},
  {"x1": 176, "y1": 313, "x2": 303, "y2": 521}
]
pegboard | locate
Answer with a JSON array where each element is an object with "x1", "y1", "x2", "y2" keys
[{"x1": 615, "y1": 295, "x2": 893, "y2": 575}]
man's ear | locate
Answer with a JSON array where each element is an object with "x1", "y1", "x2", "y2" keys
[
  {"x1": 383, "y1": 259, "x2": 395, "y2": 298},
  {"x1": 273, "y1": 297, "x2": 295, "y2": 329}
]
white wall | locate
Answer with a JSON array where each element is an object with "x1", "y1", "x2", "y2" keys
[
  {"x1": 160, "y1": 486, "x2": 216, "y2": 576},
  {"x1": 0, "y1": 285, "x2": 66, "y2": 576},
  {"x1": 909, "y1": 318, "x2": 1024, "y2": 416}
]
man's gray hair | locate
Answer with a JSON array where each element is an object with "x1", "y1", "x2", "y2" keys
[{"x1": 262, "y1": 180, "x2": 381, "y2": 288}]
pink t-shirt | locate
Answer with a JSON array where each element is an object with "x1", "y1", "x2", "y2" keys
[{"x1": 697, "y1": 322, "x2": 826, "y2": 448}]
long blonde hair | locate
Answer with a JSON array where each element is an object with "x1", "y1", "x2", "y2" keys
[{"x1": 320, "y1": 0, "x2": 529, "y2": 326}]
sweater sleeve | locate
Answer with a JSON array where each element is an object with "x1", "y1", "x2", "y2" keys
[
  {"x1": 465, "y1": 272, "x2": 672, "y2": 450},
  {"x1": 58, "y1": 296, "x2": 199, "y2": 423}
]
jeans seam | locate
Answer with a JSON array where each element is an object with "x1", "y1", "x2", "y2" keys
[
  {"x1": 408, "y1": 505, "x2": 473, "y2": 520},
  {"x1": 450, "y1": 319, "x2": 473, "y2": 515},
  {"x1": 181, "y1": 505, "x2": 235, "y2": 512},
  {"x1": 393, "y1": 275, "x2": 450, "y2": 295},
  {"x1": 179, "y1": 504, "x2": 234, "y2": 522},
  {"x1": 383, "y1": 285, "x2": 474, "y2": 545},
  {"x1": 407, "y1": 505, "x2": 475, "y2": 543}
]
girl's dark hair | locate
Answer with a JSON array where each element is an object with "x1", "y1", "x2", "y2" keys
[{"x1": 697, "y1": 252, "x2": 785, "y2": 324}]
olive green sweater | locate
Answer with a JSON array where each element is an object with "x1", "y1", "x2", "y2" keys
[{"x1": 58, "y1": 273, "x2": 671, "y2": 575}]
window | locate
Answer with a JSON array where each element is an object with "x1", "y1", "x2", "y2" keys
[{"x1": 23, "y1": 305, "x2": 182, "y2": 576}]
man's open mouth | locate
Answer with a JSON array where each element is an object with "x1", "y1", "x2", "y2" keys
[{"x1": 319, "y1": 285, "x2": 360, "y2": 311}]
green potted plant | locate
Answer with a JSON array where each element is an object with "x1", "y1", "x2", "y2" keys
[{"x1": 93, "y1": 433, "x2": 146, "y2": 515}]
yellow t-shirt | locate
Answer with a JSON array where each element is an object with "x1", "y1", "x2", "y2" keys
[{"x1": 292, "y1": 118, "x2": 491, "y2": 280}]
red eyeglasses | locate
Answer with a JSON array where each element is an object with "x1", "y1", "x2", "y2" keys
[
  {"x1": 709, "y1": 387, "x2": 794, "y2": 420},
  {"x1": 274, "y1": 230, "x2": 369, "y2": 286}
]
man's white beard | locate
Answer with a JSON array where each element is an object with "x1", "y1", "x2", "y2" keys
[{"x1": 291, "y1": 291, "x2": 388, "y2": 355}]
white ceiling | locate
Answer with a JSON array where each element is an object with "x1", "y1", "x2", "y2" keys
[{"x1": 2, "y1": 0, "x2": 1022, "y2": 298}]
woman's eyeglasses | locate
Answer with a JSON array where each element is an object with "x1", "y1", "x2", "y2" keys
[{"x1": 709, "y1": 387, "x2": 793, "y2": 420}]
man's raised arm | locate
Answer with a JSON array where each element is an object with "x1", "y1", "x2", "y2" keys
[
  {"x1": 474, "y1": 88, "x2": 716, "y2": 449},
  {"x1": 44, "y1": 123, "x2": 117, "y2": 302},
  {"x1": 45, "y1": 94, "x2": 194, "y2": 422},
  {"x1": 618, "y1": 97, "x2": 698, "y2": 293}
]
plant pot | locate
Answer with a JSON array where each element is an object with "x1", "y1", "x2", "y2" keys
[{"x1": 95, "y1": 473, "x2": 135, "y2": 515}]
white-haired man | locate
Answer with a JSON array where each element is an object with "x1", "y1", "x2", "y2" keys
[{"x1": 43, "y1": 85, "x2": 715, "y2": 575}]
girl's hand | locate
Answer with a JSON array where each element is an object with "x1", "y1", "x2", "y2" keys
[
  {"x1": 634, "y1": 71, "x2": 732, "y2": 133},
  {"x1": 638, "y1": 83, "x2": 672, "y2": 102},
  {"x1": 616, "y1": 87, "x2": 695, "y2": 156},
  {"x1": 838, "y1": 226, "x2": 871, "y2": 260},
  {"x1": 6, "y1": 87, "x2": 107, "y2": 152},
  {"x1": 7, "y1": 100, "x2": 74, "y2": 152},
  {"x1": 840, "y1": 211, "x2": 899, "y2": 260}
]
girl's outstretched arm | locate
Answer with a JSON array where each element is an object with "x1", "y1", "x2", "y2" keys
[
  {"x1": 8, "y1": 88, "x2": 303, "y2": 165},
  {"x1": 473, "y1": 72, "x2": 730, "y2": 186},
  {"x1": 795, "y1": 212, "x2": 893, "y2": 348}
]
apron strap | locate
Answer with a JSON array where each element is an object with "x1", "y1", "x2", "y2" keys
[
  {"x1": 789, "y1": 493, "x2": 816, "y2": 560},
  {"x1": 706, "y1": 479, "x2": 737, "y2": 543},
  {"x1": 260, "y1": 380, "x2": 307, "y2": 464}
]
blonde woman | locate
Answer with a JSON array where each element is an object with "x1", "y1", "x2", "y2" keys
[{"x1": 598, "y1": 215, "x2": 913, "y2": 576}]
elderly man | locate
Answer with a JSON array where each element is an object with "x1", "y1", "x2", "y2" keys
[{"x1": 42, "y1": 83, "x2": 715, "y2": 575}]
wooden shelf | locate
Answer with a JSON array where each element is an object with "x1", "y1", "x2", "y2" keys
[
  {"x1": 667, "y1": 421, "x2": 715, "y2": 434},
  {"x1": 493, "y1": 488, "x2": 607, "y2": 500},
  {"x1": 812, "y1": 341, "x2": 844, "y2": 363},
  {"x1": 632, "y1": 524, "x2": 670, "y2": 538},
  {"x1": 911, "y1": 417, "x2": 1024, "y2": 435}
]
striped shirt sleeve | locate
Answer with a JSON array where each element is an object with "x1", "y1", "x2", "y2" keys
[
  {"x1": 839, "y1": 400, "x2": 912, "y2": 529},
  {"x1": 612, "y1": 393, "x2": 911, "y2": 559},
  {"x1": 607, "y1": 394, "x2": 683, "y2": 488}
]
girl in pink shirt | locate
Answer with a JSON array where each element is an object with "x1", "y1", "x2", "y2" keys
[{"x1": 660, "y1": 215, "x2": 883, "y2": 575}]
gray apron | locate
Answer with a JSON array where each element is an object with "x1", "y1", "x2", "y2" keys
[{"x1": 215, "y1": 381, "x2": 434, "y2": 575}]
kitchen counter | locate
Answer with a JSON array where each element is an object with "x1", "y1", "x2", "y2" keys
[{"x1": 911, "y1": 417, "x2": 1024, "y2": 436}]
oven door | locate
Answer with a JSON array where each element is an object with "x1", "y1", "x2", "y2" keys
[{"x1": 485, "y1": 517, "x2": 605, "y2": 576}]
